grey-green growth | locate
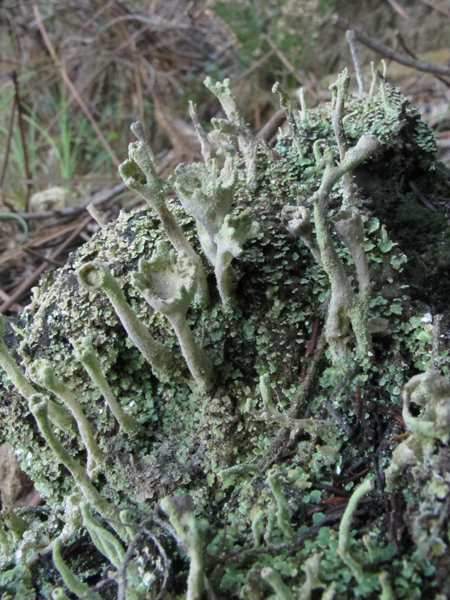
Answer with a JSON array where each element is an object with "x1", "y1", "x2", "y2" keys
[{"x1": 0, "y1": 63, "x2": 449, "y2": 599}]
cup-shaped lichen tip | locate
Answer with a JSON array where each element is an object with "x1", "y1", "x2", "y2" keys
[
  {"x1": 29, "y1": 393, "x2": 48, "y2": 417},
  {"x1": 78, "y1": 262, "x2": 108, "y2": 291},
  {"x1": 28, "y1": 358, "x2": 61, "y2": 393},
  {"x1": 132, "y1": 244, "x2": 196, "y2": 316}
]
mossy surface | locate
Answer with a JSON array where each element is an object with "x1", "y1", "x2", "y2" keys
[{"x1": 1, "y1": 74, "x2": 450, "y2": 599}]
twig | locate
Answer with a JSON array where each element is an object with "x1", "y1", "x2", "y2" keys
[
  {"x1": 0, "y1": 221, "x2": 93, "y2": 267},
  {"x1": 0, "y1": 289, "x2": 21, "y2": 313},
  {"x1": 409, "y1": 181, "x2": 437, "y2": 212},
  {"x1": 22, "y1": 247, "x2": 65, "y2": 267},
  {"x1": 417, "y1": 0, "x2": 450, "y2": 18},
  {"x1": 385, "y1": 0, "x2": 411, "y2": 20},
  {"x1": 256, "y1": 109, "x2": 286, "y2": 143},
  {"x1": 32, "y1": 4, "x2": 121, "y2": 168},
  {"x1": 345, "y1": 30, "x2": 365, "y2": 94},
  {"x1": 11, "y1": 72, "x2": 32, "y2": 209},
  {"x1": 334, "y1": 15, "x2": 450, "y2": 78},
  {"x1": 235, "y1": 49, "x2": 276, "y2": 83},
  {"x1": 0, "y1": 89, "x2": 17, "y2": 209},
  {"x1": 15, "y1": 183, "x2": 126, "y2": 220},
  {"x1": 395, "y1": 31, "x2": 450, "y2": 88},
  {"x1": 262, "y1": 34, "x2": 305, "y2": 86},
  {"x1": 0, "y1": 216, "x2": 92, "y2": 313}
]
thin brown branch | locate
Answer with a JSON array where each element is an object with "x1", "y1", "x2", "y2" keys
[
  {"x1": 0, "y1": 216, "x2": 92, "y2": 313},
  {"x1": 32, "y1": 4, "x2": 121, "y2": 168},
  {"x1": 262, "y1": 34, "x2": 305, "y2": 86},
  {"x1": 417, "y1": 0, "x2": 450, "y2": 18},
  {"x1": 334, "y1": 15, "x2": 450, "y2": 78},
  {"x1": 0, "y1": 89, "x2": 17, "y2": 209},
  {"x1": 15, "y1": 183, "x2": 126, "y2": 220},
  {"x1": 395, "y1": 31, "x2": 450, "y2": 88},
  {"x1": 256, "y1": 109, "x2": 286, "y2": 143},
  {"x1": 385, "y1": 0, "x2": 411, "y2": 20},
  {"x1": 11, "y1": 72, "x2": 33, "y2": 209}
]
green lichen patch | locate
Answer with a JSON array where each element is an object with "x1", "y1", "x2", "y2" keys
[{"x1": 1, "y1": 73, "x2": 450, "y2": 599}]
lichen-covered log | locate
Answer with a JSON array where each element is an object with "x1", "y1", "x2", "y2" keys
[{"x1": 1, "y1": 68, "x2": 450, "y2": 599}]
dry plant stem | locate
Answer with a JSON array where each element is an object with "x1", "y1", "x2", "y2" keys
[
  {"x1": 346, "y1": 30, "x2": 365, "y2": 94},
  {"x1": 28, "y1": 394, "x2": 126, "y2": 540},
  {"x1": 0, "y1": 215, "x2": 92, "y2": 313},
  {"x1": 395, "y1": 31, "x2": 450, "y2": 88},
  {"x1": 334, "y1": 16, "x2": 450, "y2": 78},
  {"x1": 11, "y1": 72, "x2": 32, "y2": 209},
  {"x1": 0, "y1": 89, "x2": 17, "y2": 208},
  {"x1": 32, "y1": 4, "x2": 120, "y2": 168},
  {"x1": 15, "y1": 184, "x2": 126, "y2": 221},
  {"x1": 256, "y1": 109, "x2": 286, "y2": 143},
  {"x1": 418, "y1": 0, "x2": 450, "y2": 18}
]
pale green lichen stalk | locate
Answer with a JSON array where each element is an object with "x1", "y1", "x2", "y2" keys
[
  {"x1": 28, "y1": 394, "x2": 126, "y2": 540},
  {"x1": 77, "y1": 261, "x2": 174, "y2": 380},
  {"x1": 0, "y1": 62, "x2": 447, "y2": 599},
  {"x1": 160, "y1": 494, "x2": 208, "y2": 600},
  {"x1": 131, "y1": 242, "x2": 213, "y2": 393},
  {"x1": 71, "y1": 336, "x2": 140, "y2": 435},
  {"x1": 28, "y1": 358, "x2": 105, "y2": 477},
  {"x1": 119, "y1": 123, "x2": 209, "y2": 305}
]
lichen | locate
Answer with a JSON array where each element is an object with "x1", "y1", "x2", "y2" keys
[{"x1": 0, "y1": 68, "x2": 449, "y2": 599}]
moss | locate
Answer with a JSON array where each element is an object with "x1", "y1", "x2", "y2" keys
[{"x1": 0, "y1": 72, "x2": 449, "y2": 598}]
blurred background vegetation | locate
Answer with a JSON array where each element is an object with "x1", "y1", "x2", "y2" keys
[{"x1": 0, "y1": 0, "x2": 449, "y2": 312}]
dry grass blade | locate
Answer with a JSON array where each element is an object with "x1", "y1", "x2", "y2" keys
[
  {"x1": 0, "y1": 215, "x2": 92, "y2": 313},
  {"x1": 32, "y1": 4, "x2": 121, "y2": 168},
  {"x1": 334, "y1": 15, "x2": 450, "y2": 78}
]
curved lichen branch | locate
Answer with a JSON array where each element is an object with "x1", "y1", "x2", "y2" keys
[
  {"x1": 53, "y1": 536, "x2": 101, "y2": 600},
  {"x1": 78, "y1": 262, "x2": 173, "y2": 381},
  {"x1": 28, "y1": 358, "x2": 105, "y2": 477},
  {"x1": 204, "y1": 77, "x2": 275, "y2": 189},
  {"x1": 119, "y1": 125, "x2": 209, "y2": 305},
  {"x1": 160, "y1": 494, "x2": 209, "y2": 600},
  {"x1": 272, "y1": 81, "x2": 303, "y2": 159},
  {"x1": 309, "y1": 132, "x2": 380, "y2": 362},
  {"x1": 0, "y1": 314, "x2": 74, "y2": 432},
  {"x1": 28, "y1": 394, "x2": 126, "y2": 540},
  {"x1": 131, "y1": 242, "x2": 213, "y2": 394},
  {"x1": 329, "y1": 69, "x2": 354, "y2": 207},
  {"x1": 281, "y1": 204, "x2": 321, "y2": 264},
  {"x1": 214, "y1": 209, "x2": 260, "y2": 307},
  {"x1": 71, "y1": 337, "x2": 141, "y2": 435},
  {"x1": 245, "y1": 374, "x2": 333, "y2": 440},
  {"x1": 332, "y1": 208, "x2": 371, "y2": 307},
  {"x1": 261, "y1": 566, "x2": 294, "y2": 600},
  {"x1": 81, "y1": 503, "x2": 125, "y2": 569},
  {"x1": 174, "y1": 154, "x2": 237, "y2": 266},
  {"x1": 338, "y1": 478, "x2": 374, "y2": 584},
  {"x1": 188, "y1": 101, "x2": 212, "y2": 168}
]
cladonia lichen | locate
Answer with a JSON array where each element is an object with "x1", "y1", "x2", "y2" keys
[{"x1": 0, "y1": 63, "x2": 449, "y2": 599}]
